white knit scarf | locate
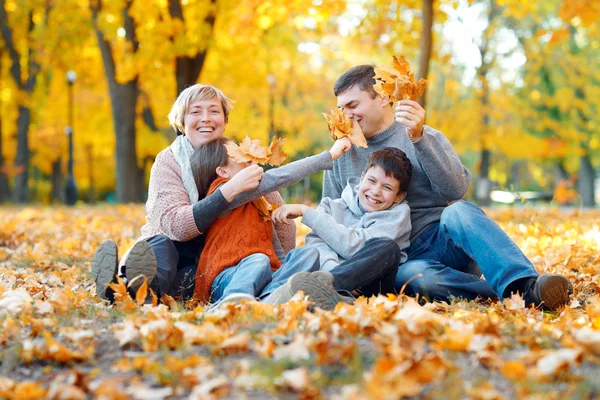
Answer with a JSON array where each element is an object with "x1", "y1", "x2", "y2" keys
[{"x1": 171, "y1": 135, "x2": 198, "y2": 204}]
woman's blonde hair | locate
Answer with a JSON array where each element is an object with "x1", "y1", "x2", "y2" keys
[{"x1": 168, "y1": 84, "x2": 234, "y2": 134}]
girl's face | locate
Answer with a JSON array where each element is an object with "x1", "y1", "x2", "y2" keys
[
  {"x1": 219, "y1": 157, "x2": 253, "y2": 178},
  {"x1": 183, "y1": 98, "x2": 226, "y2": 149}
]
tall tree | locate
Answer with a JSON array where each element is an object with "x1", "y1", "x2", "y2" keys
[
  {"x1": 169, "y1": 0, "x2": 217, "y2": 96},
  {"x1": 0, "y1": 43, "x2": 10, "y2": 202},
  {"x1": 417, "y1": 0, "x2": 433, "y2": 109},
  {"x1": 90, "y1": 0, "x2": 142, "y2": 203},
  {"x1": 0, "y1": 0, "x2": 48, "y2": 202}
]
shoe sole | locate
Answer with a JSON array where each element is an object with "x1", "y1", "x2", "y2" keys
[
  {"x1": 289, "y1": 271, "x2": 352, "y2": 311},
  {"x1": 538, "y1": 274, "x2": 569, "y2": 309},
  {"x1": 91, "y1": 240, "x2": 118, "y2": 300},
  {"x1": 125, "y1": 241, "x2": 157, "y2": 293}
]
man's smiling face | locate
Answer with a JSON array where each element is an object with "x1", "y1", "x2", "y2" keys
[{"x1": 336, "y1": 85, "x2": 392, "y2": 138}]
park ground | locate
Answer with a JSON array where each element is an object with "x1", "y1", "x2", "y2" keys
[{"x1": 0, "y1": 205, "x2": 599, "y2": 399}]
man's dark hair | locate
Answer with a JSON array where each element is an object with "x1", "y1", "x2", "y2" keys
[
  {"x1": 363, "y1": 147, "x2": 412, "y2": 193},
  {"x1": 334, "y1": 65, "x2": 378, "y2": 98}
]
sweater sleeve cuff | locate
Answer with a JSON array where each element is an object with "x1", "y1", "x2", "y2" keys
[
  {"x1": 192, "y1": 189, "x2": 230, "y2": 233},
  {"x1": 412, "y1": 125, "x2": 435, "y2": 146},
  {"x1": 301, "y1": 208, "x2": 320, "y2": 229}
]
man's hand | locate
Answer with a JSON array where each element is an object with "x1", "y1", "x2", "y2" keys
[
  {"x1": 272, "y1": 204, "x2": 310, "y2": 224},
  {"x1": 395, "y1": 100, "x2": 425, "y2": 141}
]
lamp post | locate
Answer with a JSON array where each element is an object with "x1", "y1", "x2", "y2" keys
[{"x1": 64, "y1": 70, "x2": 77, "y2": 205}]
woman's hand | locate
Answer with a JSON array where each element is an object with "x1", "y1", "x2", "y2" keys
[
  {"x1": 272, "y1": 204, "x2": 310, "y2": 224},
  {"x1": 220, "y1": 164, "x2": 263, "y2": 202},
  {"x1": 329, "y1": 137, "x2": 352, "y2": 160}
]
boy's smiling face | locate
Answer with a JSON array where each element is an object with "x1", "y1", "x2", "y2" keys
[{"x1": 358, "y1": 165, "x2": 405, "y2": 212}]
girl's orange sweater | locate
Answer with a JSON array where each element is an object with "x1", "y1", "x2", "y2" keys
[{"x1": 193, "y1": 177, "x2": 281, "y2": 303}]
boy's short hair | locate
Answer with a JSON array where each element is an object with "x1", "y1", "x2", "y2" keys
[
  {"x1": 334, "y1": 65, "x2": 378, "y2": 99},
  {"x1": 364, "y1": 147, "x2": 412, "y2": 193},
  {"x1": 168, "y1": 84, "x2": 234, "y2": 134}
]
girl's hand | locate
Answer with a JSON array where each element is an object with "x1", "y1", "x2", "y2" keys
[
  {"x1": 220, "y1": 164, "x2": 263, "y2": 202},
  {"x1": 329, "y1": 137, "x2": 352, "y2": 160},
  {"x1": 272, "y1": 204, "x2": 309, "y2": 224}
]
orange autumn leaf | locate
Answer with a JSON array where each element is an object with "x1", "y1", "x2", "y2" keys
[
  {"x1": 322, "y1": 108, "x2": 367, "y2": 148},
  {"x1": 267, "y1": 137, "x2": 288, "y2": 166},
  {"x1": 373, "y1": 55, "x2": 428, "y2": 102},
  {"x1": 225, "y1": 136, "x2": 287, "y2": 166},
  {"x1": 135, "y1": 278, "x2": 148, "y2": 306}
]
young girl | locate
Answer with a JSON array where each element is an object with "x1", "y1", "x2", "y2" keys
[{"x1": 190, "y1": 137, "x2": 351, "y2": 307}]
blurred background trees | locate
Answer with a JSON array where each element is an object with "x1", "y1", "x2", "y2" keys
[{"x1": 0, "y1": 0, "x2": 598, "y2": 205}]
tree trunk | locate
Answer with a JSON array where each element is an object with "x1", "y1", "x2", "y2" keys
[
  {"x1": 51, "y1": 157, "x2": 63, "y2": 203},
  {"x1": 1, "y1": 2, "x2": 41, "y2": 203},
  {"x1": 578, "y1": 152, "x2": 595, "y2": 207},
  {"x1": 553, "y1": 159, "x2": 569, "y2": 182},
  {"x1": 91, "y1": 0, "x2": 142, "y2": 203},
  {"x1": 0, "y1": 50, "x2": 10, "y2": 203},
  {"x1": 110, "y1": 81, "x2": 141, "y2": 203},
  {"x1": 169, "y1": 0, "x2": 216, "y2": 95},
  {"x1": 12, "y1": 106, "x2": 31, "y2": 203},
  {"x1": 417, "y1": 0, "x2": 433, "y2": 109}
]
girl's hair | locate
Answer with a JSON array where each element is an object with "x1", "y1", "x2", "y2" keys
[
  {"x1": 168, "y1": 84, "x2": 234, "y2": 135},
  {"x1": 190, "y1": 137, "x2": 230, "y2": 199}
]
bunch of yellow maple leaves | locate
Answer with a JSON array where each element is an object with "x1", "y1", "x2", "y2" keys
[{"x1": 0, "y1": 206, "x2": 599, "y2": 398}]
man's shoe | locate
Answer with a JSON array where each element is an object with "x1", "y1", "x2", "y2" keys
[
  {"x1": 288, "y1": 271, "x2": 354, "y2": 311},
  {"x1": 91, "y1": 240, "x2": 118, "y2": 300},
  {"x1": 524, "y1": 274, "x2": 570, "y2": 310},
  {"x1": 125, "y1": 241, "x2": 158, "y2": 294},
  {"x1": 208, "y1": 293, "x2": 257, "y2": 313}
]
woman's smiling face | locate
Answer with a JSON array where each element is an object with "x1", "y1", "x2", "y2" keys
[{"x1": 183, "y1": 98, "x2": 227, "y2": 149}]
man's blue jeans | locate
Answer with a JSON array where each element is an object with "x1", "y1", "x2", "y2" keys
[{"x1": 395, "y1": 201, "x2": 539, "y2": 301}]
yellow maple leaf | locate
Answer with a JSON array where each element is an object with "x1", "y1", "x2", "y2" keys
[
  {"x1": 225, "y1": 136, "x2": 287, "y2": 165},
  {"x1": 322, "y1": 108, "x2": 367, "y2": 148},
  {"x1": 267, "y1": 137, "x2": 287, "y2": 166},
  {"x1": 373, "y1": 55, "x2": 428, "y2": 102}
]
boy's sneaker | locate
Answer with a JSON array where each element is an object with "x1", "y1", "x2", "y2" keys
[
  {"x1": 265, "y1": 271, "x2": 354, "y2": 311},
  {"x1": 523, "y1": 274, "x2": 570, "y2": 310},
  {"x1": 91, "y1": 240, "x2": 118, "y2": 300},
  {"x1": 208, "y1": 293, "x2": 257, "y2": 313},
  {"x1": 125, "y1": 241, "x2": 158, "y2": 294}
]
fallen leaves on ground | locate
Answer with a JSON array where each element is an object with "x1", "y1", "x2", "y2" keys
[{"x1": 0, "y1": 205, "x2": 599, "y2": 398}]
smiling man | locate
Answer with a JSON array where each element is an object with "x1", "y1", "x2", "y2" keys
[{"x1": 322, "y1": 65, "x2": 571, "y2": 310}]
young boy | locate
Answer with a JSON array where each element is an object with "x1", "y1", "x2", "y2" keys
[{"x1": 262, "y1": 147, "x2": 413, "y2": 310}]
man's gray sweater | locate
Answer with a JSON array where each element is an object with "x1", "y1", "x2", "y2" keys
[{"x1": 323, "y1": 122, "x2": 470, "y2": 240}]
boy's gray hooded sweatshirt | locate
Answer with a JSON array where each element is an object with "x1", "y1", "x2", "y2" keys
[{"x1": 301, "y1": 177, "x2": 411, "y2": 272}]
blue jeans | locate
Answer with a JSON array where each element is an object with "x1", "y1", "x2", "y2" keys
[
  {"x1": 210, "y1": 253, "x2": 273, "y2": 302},
  {"x1": 395, "y1": 201, "x2": 539, "y2": 301},
  {"x1": 259, "y1": 246, "x2": 322, "y2": 299}
]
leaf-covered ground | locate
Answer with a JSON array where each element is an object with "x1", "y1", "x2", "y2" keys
[{"x1": 0, "y1": 205, "x2": 599, "y2": 399}]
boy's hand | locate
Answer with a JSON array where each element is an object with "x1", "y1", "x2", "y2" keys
[
  {"x1": 329, "y1": 137, "x2": 352, "y2": 160},
  {"x1": 272, "y1": 204, "x2": 309, "y2": 224},
  {"x1": 395, "y1": 100, "x2": 425, "y2": 141}
]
